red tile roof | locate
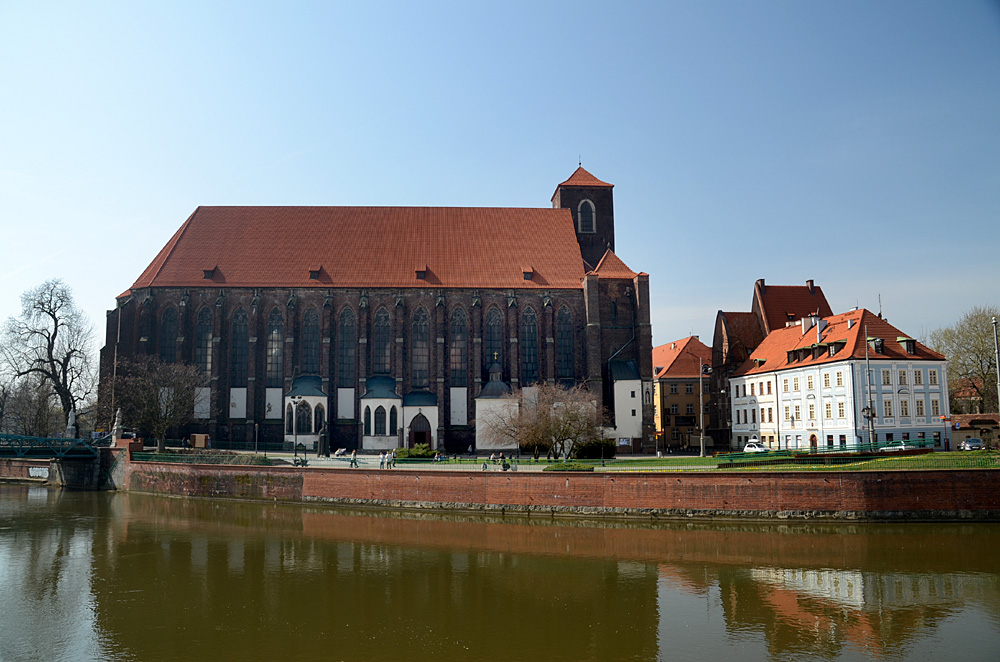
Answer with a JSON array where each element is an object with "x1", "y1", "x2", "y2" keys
[
  {"x1": 733, "y1": 309, "x2": 946, "y2": 377},
  {"x1": 952, "y1": 413, "x2": 999, "y2": 430},
  {"x1": 653, "y1": 336, "x2": 712, "y2": 379},
  {"x1": 717, "y1": 311, "x2": 764, "y2": 361},
  {"x1": 754, "y1": 283, "x2": 833, "y2": 334},
  {"x1": 127, "y1": 206, "x2": 588, "y2": 292},
  {"x1": 557, "y1": 166, "x2": 613, "y2": 189},
  {"x1": 592, "y1": 249, "x2": 637, "y2": 279}
]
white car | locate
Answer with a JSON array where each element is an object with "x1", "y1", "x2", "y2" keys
[
  {"x1": 743, "y1": 441, "x2": 769, "y2": 453},
  {"x1": 878, "y1": 441, "x2": 914, "y2": 453},
  {"x1": 960, "y1": 438, "x2": 984, "y2": 451}
]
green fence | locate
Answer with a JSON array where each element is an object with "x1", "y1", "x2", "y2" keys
[{"x1": 131, "y1": 451, "x2": 273, "y2": 466}]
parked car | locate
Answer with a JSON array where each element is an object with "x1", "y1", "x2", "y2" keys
[
  {"x1": 959, "y1": 438, "x2": 984, "y2": 451},
  {"x1": 878, "y1": 441, "x2": 915, "y2": 453},
  {"x1": 743, "y1": 440, "x2": 769, "y2": 453}
]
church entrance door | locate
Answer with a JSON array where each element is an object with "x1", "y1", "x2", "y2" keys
[
  {"x1": 809, "y1": 434, "x2": 818, "y2": 449},
  {"x1": 408, "y1": 414, "x2": 431, "y2": 448}
]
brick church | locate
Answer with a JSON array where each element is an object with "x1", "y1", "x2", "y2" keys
[{"x1": 99, "y1": 167, "x2": 654, "y2": 452}]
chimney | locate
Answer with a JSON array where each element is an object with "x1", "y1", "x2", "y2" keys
[
  {"x1": 806, "y1": 279, "x2": 815, "y2": 294},
  {"x1": 756, "y1": 278, "x2": 766, "y2": 294},
  {"x1": 848, "y1": 319, "x2": 854, "y2": 329}
]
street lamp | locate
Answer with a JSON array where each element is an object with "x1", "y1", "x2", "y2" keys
[
  {"x1": 699, "y1": 361, "x2": 711, "y2": 457},
  {"x1": 861, "y1": 406, "x2": 876, "y2": 449},
  {"x1": 291, "y1": 395, "x2": 303, "y2": 460},
  {"x1": 254, "y1": 422, "x2": 259, "y2": 456}
]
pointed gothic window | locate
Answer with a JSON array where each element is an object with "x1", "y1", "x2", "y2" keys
[
  {"x1": 159, "y1": 308, "x2": 178, "y2": 364},
  {"x1": 314, "y1": 403, "x2": 325, "y2": 433},
  {"x1": 266, "y1": 308, "x2": 284, "y2": 388},
  {"x1": 484, "y1": 308, "x2": 503, "y2": 379},
  {"x1": 578, "y1": 200, "x2": 595, "y2": 234},
  {"x1": 411, "y1": 308, "x2": 429, "y2": 388},
  {"x1": 300, "y1": 308, "x2": 320, "y2": 375},
  {"x1": 449, "y1": 308, "x2": 468, "y2": 387},
  {"x1": 520, "y1": 307, "x2": 539, "y2": 385},
  {"x1": 194, "y1": 308, "x2": 213, "y2": 374},
  {"x1": 372, "y1": 308, "x2": 391, "y2": 375},
  {"x1": 364, "y1": 406, "x2": 372, "y2": 435},
  {"x1": 337, "y1": 309, "x2": 356, "y2": 387},
  {"x1": 230, "y1": 308, "x2": 249, "y2": 387},
  {"x1": 375, "y1": 405, "x2": 386, "y2": 435},
  {"x1": 295, "y1": 400, "x2": 312, "y2": 434},
  {"x1": 389, "y1": 406, "x2": 398, "y2": 435},
  {"x1": 556, "y1": 306, "x2": 574, "y2": 380}
]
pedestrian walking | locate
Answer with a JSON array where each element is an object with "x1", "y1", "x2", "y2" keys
[
  {"x1": 391, "y1": 449, "x2": 397, "y2": 468},
  {"x1": 350, "y1": 449, "x2": 358, "y2": 468},
  {"x1": 379, "y1": 451, "x2": 385, "y2": 469}
]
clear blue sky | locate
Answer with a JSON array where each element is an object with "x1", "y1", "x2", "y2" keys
[{"x1": 1, "y1": 1, "x2": 998, "y2": 352}]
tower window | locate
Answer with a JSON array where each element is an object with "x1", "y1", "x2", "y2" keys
[{"x1": 577, "y1": 200, "x2": 595, "y2": 234}]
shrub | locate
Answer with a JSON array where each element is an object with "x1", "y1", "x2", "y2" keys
[
  {"x1": 394, "y1": 444, "x2": 435, "y2": 459},
  {"x1": 543, "y1": 462, "x2": 594, "y2": 472},
  {"x1": 572, "y1": 438, "x2": 616, "y2": 460}
]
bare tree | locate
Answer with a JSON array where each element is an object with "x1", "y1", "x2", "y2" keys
[
  {"x1": 927, "y1": 305, "x2": 1000, "y2": 414},
  {"x1": 113, "y1": 356, "x2": 208, "y2": 452},
  {"x1": 2, "y1": 280, "x2": 95, "y2": 432},
  {"x1": 480, "y1": 382, "x2": 605, "y2": 459},
  {"x1": 0, "y1": 373, "x2": 63, "y2": 436}
]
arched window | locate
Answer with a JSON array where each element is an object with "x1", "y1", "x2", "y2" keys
[
  {"x1": 520, "y1": 307, "x2": 538, "y2": 385},
  {"x1": 372, "y1": 308, "x2": 391, "y2": 375},
  {"x1": 364, "y1": 406, "x2": 372, "y2": 436},
  {"x1": 159, "y1": 308, "x2": 178, "y2": 364},
  {"x1": 556, "y1": 306, "x2": 574, "y2": 380},
  {"x1": 578, "y1": 200, "x2": 595, "y2": 234},
  {"x1": 314, "y1": 403, "x2": 325, "y2": 432},
  {"x1": 389, "y1": 406, "x2": 398, "y2": 435},
  {"x1": 300, "y1": 309, "x2": 320, "y2": 375},
  {"x1": 195, "y1": 308, "x2": 213, "y2": 373},
  {"x1": 230, "y1": 308, "x2": 249, "y2": 387},
  {"x1": 295, "y1": 401, "x2": 312, "y2": 435},
  {"x1": 266, "y1": 309, "x2": 284, "y2": 388},
  {"x1": 411, "y1": 308, "x2": 429, "y2": 388},
  {"x1": 337, "y1": 308, "x2": 356, "y2": 388},
  {"x1": 375, "y1": 405, "x2": 386, "y2": 435},
  {"x1": 449, "y1": 308, "x2": 468, "y2": 387},
  {"x1": 484, "y1": 308, "x2": 503, "y2": 376},
  {"x1": 285, "y1": 404, "x2": 294, "y2": 434}
]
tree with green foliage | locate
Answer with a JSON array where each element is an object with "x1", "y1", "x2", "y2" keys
[
  {"x1": 927, "y1": 305, "x2": 1000, "y2": 414},
  {"x1": 114, "y1": 356, "x2": 208, "y2": 452}
]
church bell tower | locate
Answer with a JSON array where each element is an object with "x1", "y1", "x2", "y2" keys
[{"x1": 551, "y1": 166, "x2": 616, "y2": 270}]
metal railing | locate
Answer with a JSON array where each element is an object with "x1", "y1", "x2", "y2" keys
[{"x1": 0, "y1": 433, "x2": 101, "y2": 458}]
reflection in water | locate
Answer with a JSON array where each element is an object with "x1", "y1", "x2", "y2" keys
[{"x1": 2, "y1": 484, "x2": 1000, "y2": 661}]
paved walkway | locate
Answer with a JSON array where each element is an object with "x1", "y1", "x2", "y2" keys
[{"x1": 266, "y1": 452, "x2": 550, "y2": 472}]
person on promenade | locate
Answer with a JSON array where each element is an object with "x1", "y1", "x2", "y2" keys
[
  {"x1": 391, "y1": 449, "x2": 397, "y2": 468},
  {"x1": 379, "y1": 451, "x2": 385, "y2": 469},
  {"x1": 350, "y1": 449, "x2": 358, "y2": 468}
]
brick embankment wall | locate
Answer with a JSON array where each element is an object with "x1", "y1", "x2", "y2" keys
[
  {"x1": 121, "y1": 459, "x2": 1000, "y2": 521},
  {"x1": 0, "y1": 458, "x2": 50, "y2": 482}
]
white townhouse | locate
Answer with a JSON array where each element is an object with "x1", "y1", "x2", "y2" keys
[{"x1": 728, "y1": 309, "x2": 950, "y2": 451}]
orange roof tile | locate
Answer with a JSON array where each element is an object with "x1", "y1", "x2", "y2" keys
[
  {"x1": 733, "y1": 309, "x2": 946, "y2": 377},
  {"x1": 127, "y1": 206, "x2": 587, "y2": 292},
  {"x1": 653, "y1": 337, "x2": 712, "y2": 378},
  {"x1": 557, "y1": 166, "x2": 613, "y2": 189},
  {"x1": 754, "y1": 283, "x2": 833, "y2": 334},
  {"x1": 592, "y1": 249, "x2": 637, "y2": 279}
]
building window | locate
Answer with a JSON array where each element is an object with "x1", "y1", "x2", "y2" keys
[
  {"x1": 195, "y1": 308, "x2": 213, "y2": 374},
  {"x1": 230, "y1": 308, "x2": 249, "y2": 388},
  {"x1": 372, "y1": 308, "x2": 391, "y2": 375},
  {"x1": 916, "y1": 399, "x2": 925, "y2": 417},
  {"x1": 686, "y1": 404, "x2": 694, "y2": 415},
  {"x1": 337, "y1": 309, "x2": 356, "y2": 388},
  {"x1": 300, "y1": 309, "x2": 320, "y2": 375},
  {"x1": 295, "y1": 401, "x2": 311, "y2": 435},
  {"x1": 555, "y1": 306, "x2": 574, "y2": 380},
  {"x1": 884, "y1": 400, "x2": 893, "y2": 418},
  {"x1": 314, "y1": 404, "x2": 325, "y2": 432},
  {"x1": 375, "y1": 405, "x2": 386, "y2": 435},
  {"x1": 685, "y1": 384, "x2": 693, "y2": 394},
  {"x1": 823, "y1": 373, "x2": 830, "y2": 388},
  {"x1": 808, "y1": 404, "x2": 815, "y2": 420},
  {"x1": 411, "y1": 307, "x2": 429, "y2": 388},
  {"x1": 751, "y1": 409, "x2": 756, "y2": 424},
  {"x1": 783, "y1": 379, "x2": 789, "y2": 393},
  {"x1": 794, "y1": 405, "x2": 801, "y2": 421},
  {"x1": 577, "y1": 199, "x2": 595, "y2": 234},
  {"x1": 931, "y1": 399, "x2": 940, "y2": 416},
  {"x1": 784, "y1": 406, "x2": 790, "y2": 421},
  {"x1": 825, "y1": 403, "x2": 832, "y2": 419},
  {"x1": 520, "y1": 307, "x2": 539, "y2": 385},
  {"x1": 767, "y1": 381, "x2": 772, "y2": 395},
  {"x1": 670, "y1": 384, "x2": 678, "y2": 394},
  {"x1": 836, "y1": 371, "x2": 843, "y2": 387},
  {"x1": 670, "y1": 404, "x2": 678, "y2": 415},
  {"x1": 750, "y1": 383, "x2": 755, "y2": 396},
  {"x1": 364, "y1": 406, "x2": 371, "y2": 435},
  {"x1": 793, "y1": 377, "x2": 799, "y2": 391},
  {"x1": 484, "y1": 308, "x2": 503, "y2": 376},
  {"x1": 389, "y1": 406, "x2": 398, "y2": 435},
  {"x1": 929, "y1": 370, "x2": 938, "y2": 385},
  {"x1": 807, "y1": 375, "x2": 814, "y2": 390},
  {"x1": 898, "y1": 369, "x2": 907, "y2": 386},
  {"x1": 266, "y1": 309, "x2": 284, "y2": 388},
  {"x1": 914, "y1": 370, "x2": 923, "y2": 385},
  {"x1": 285, "y1": 404, "x2": 293, "y2": 434},
  {"x1": 900, "y1": 399, "x2": 909, "y2": 417},
  {"x1": 838, "y1": 401, "x2": 845, "y2": 418},
  {"x1": 449, "y1": 308, "x2": 468, "y2": 387},
  {"x1": 159, "y1": 308, "x2": 178, "y2": 364},
  {"x1": 827, "y1": 434, "x2": 834, "y2": 447},
  {"x1": 882, "y1": 369, "x2": 892, "y2": 386},
  {"x1": 767, "y1": 407, "x2": 773, "y2": 423}
]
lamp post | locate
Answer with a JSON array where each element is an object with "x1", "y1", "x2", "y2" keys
[
  {"x1": 254, "y1": 422, "x2": 259, "y2": 456},
  {"x1": 861, "y1": 406, "x2": 876, "y2": 449},
  {"x1": 291, "y1": 395, "x2": 303, "y2": 459},
  {"x1": 699, "y1": 361, "x2": 711, "y2": 457}
]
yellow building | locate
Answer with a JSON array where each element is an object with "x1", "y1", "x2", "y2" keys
[{"x1": 652, "y1": 337, "x2": 713, "y2": 452}]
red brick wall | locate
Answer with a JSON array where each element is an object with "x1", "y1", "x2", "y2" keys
[
  {"x1": 0, "y1": 458, "x2": 50, "y2": 481},
  {"x1": 120, "y1": 460, "x2": 1000, "y2": 519}
]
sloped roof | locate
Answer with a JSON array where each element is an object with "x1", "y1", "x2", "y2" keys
[
  {"x1": 557, "y1": 166, "x2": 613, "y2": 189},
  {"x1": 127, "y1": 206, "x2": 587, "y2": 293},
  {"x1": 716, "y1": 311, "x2": 764, "y2": 362},
  {"x1": 287, "y1": 375, "x2": 327, "y2": 397},
  {"x1": 592, "y1": 249, "x2": 637, "y2": 279},
  {"x1": 733, "y1": 309, "x2": 946, "y2": 377},
  {"x1": 609, "y1": 359, "x2": 641, "y2": 381},
  {"x1": 952, "y1": 413, "x2": 999, "y2": 430},
  {"x1": 754, "y1": 283, "x2": 834, "y2": 334},
  {"x1": 653, "y1": 337, "x2": 712, "y2": 379}
]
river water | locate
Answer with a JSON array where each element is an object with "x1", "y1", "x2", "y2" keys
[{"x1": 1, "y1": 484, "x2": 999, "y2": 661}]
